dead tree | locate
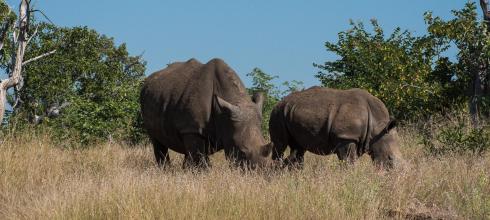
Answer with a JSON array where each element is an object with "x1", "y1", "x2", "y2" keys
[{"x1": 0, "y1": 0, "x2": 55, "y2": 125}]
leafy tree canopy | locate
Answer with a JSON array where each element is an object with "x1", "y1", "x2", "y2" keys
[
  {"x1": 315, "y1": 3, "x2": 487, "y2": 121},
  {"x1": 12, "y1": 23, "x2": 146, "y2": 145},
  {"x1": 247, "y1": 68, "x2": 303, "y2": 135}
]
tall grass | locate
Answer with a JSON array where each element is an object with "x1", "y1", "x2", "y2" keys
[{"x1": 0, "y1": 129, "x2": 489, "y2": 219}]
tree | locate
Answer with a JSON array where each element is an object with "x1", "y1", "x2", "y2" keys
[
  {"x1": 281, "y1": 80, "x2": 304, "y2": 96},
  {"x1": 0, "y1": 0, "x2": 15, "y2": 61},
  {"x1": 480, "y1": 0, "x2": 490, "y2": 31},
  {"x1": 315, "y1": 3, "x2": 490, "y2": 122},
  {"x1": 426, "y1": 2, "x2": 490, "y2": 127},
  {"x1": 247, "y1": 68, "x2": 280, "y2": 135},
  {"x1": 13, "y1": 24, "x2": 146, "y2": 144},
  {"x1": 315, "y1": 19, "x2": 454, "y2": 120},
  {"x1": 247, "y1": 68, "x2": 304, "y2": 135},
  {"x1": 0, "y1": 0, "x2": 55, "y2": 127}
]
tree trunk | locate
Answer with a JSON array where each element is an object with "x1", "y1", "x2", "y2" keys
[
  {"x1": 482, "y1": 0, "x2": 490, "y2": 96},
  {"x1": 481, "y1": 1, "x2": 490, "y2": 21},
  {"x1": 0, "y1": 0, "x2": 29, "y2": 125},
  {"x1": 470, "y1": 68, "x2": 483, "y2": 128},
  {"x1": 473, "y1": 0, "x2": 490, "y2": 125}
]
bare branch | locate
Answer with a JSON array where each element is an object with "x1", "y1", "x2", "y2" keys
[
  {"x1": 12, "y1": 28, "x2": 17, "y2": 45},
  {"x1": 26, "y1": 25, "x2": 39, "y2": 46},
  {"x1": 12, "y1": 95, "x2": 22, "y2": 109},
  {"x1": 30, "y1": 9, "x2": 54, "y2": 25},
  {"x1": 22, "y1": 49, "x2": 56, "y2": 66},
  {"x1": 124, "y1": 51, "x2": 145, "y2": 72},
  {"x1": 47, "y1": 101, "x2": 70, "y2": 118},
  {"x1": 0, "y1": 0, "x2": 31, "y2": 124}
]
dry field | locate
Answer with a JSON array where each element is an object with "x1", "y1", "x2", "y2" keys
[{"x1": 0, "y1": 129, "x2": 489, "y2": 220}]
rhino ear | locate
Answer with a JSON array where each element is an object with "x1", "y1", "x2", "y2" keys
[
  {"x1": 215, "y1": 96, "x2": 241, "y2": 116},
  {"x1": 387, "y1": 118, "x2": 397, "y2": 131},
  {"x1": 252, "y1": 92, "x2": 265, "y2": 111}
]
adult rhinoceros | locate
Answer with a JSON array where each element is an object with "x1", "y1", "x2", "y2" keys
[
  {"x1": 140, "y1": 58, "x2": 273, "y2": 169},
  {"x1": 269, "y1": 86, "x2": 403, "y2": 169}
]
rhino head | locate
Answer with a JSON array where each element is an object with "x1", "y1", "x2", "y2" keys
[
  {"x1": 215, "y1": 93, "x2": 274, "y2": 169},
  {"x1": 369, "y1": 119, "x2": 405, "y2": 169}
]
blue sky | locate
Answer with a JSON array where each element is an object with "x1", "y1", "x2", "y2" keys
[{"x1": 6, "y1": 1, "x2": 472, "y2": 88}]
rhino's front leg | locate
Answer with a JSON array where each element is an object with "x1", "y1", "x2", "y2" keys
[
  {"x1": 150, "y1": 137, "x2": 171, "y2": 168},
  {"x1": 335, "y1": 141, "x2": 358, "y2": 165},
  {"x1": 182, "y1": 134, "x2": 211, "y2": 170}
]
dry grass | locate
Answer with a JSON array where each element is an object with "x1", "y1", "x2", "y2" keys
[{"x1": 0, "y1": 129, "x2": 489, "y2": 220}]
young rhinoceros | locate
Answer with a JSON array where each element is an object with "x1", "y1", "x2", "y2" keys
[
  {"x1": 140, "y1": 58, "x2": 273, "y2": 169},
  {"x1": 269, "y1": 86, "x2": 403, "y2": 169}
]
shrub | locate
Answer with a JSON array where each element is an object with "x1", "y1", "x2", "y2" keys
[
  {"x1": 246, "y1": 68, "x2": 304, "y2": 136},
  {"x1": 7, "y1": 24, "x2": 147, "y2": 145},
  {"x1": 422, "y1": 113, "x2": 490, "y2": 156}
]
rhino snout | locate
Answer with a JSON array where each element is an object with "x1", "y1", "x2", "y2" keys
[{"x1": 375, "y1": 154, "x2": 405, "y2": 170}]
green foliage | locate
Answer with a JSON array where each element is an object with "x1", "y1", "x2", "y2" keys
[
  {"x1": 0, "y1": 0, "x2": 11, "y2": 20},
  {"x1": 315, "y1": 3, "x2": 490, "y2": 121},
  {"x1": 0, "y1": 0, "x2": 16, "y2": 64},
  {"x1": 315, "y1": 19, "x2": 457, "y2": 120},
  {"x1": 422, "y1": 114, "x2": 490, "y2": 156},
  {"x1": 247, "y1": 68, "x2": 280, "y2": 135},
  {"x1": 13, "y1": 23, "x2": 146, "y2": 145},
  {"x1": 425, "y1": 2, "x2": 490, "y2": 116},
  {"x1": 281, "y1": 80, "x2": 304, "y2": 97},
  {"x1": 247, "y1": 68, "x2": 303, "y2": 136}
]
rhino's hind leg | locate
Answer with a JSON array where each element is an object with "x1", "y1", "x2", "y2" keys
[
  {"x1": 151, "y1": 138, "x2": 171, "y2": 168},
  {"x1": 182, "y1": 134, "x2": 211, "y2": 170},
  {"x1": 335, "y1": 141, "x2": 358, "y2": 165}
]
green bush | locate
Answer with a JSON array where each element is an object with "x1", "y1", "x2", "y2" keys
[
  {"x1": 314, "y1": 19, "x2": 451, "y2": 121},
  {"x1": 246, "y1": 68, "x2": 280, "y2": 136},
  {"x1": 422, "y1": 114, "x2": 490, "y2": 156},
  {"x1": 8, "y1": 24, "x2": 147, "y2": 145},
  {"x1": 246, "y1": 68, "x2": 303, "y2": 136},
  {"x1": 315, "y1": 3, "x2": 490, "y2": 121}
]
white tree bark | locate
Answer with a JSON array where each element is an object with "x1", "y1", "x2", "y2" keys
[
  {"x1": 0, "y1": 1, "x2": 56, "y2": 126},
  {"x1": 0, "y1": 0, "x2": 29, "y2": 125},
  {"x1": 22, "y1": 49, "x2": 56, "y2": 66}
]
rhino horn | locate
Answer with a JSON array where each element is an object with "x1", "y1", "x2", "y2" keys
[{"x1": 216, "y1": 96, "x2": 241, "y2": 115}]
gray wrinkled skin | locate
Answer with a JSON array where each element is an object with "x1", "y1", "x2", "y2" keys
[
  {"x1": 269, "y1": 86, "x2": 404, "y2": 169},
  {"x1": 140, "y1": 58, "x2": 272, "y2": 169}
]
